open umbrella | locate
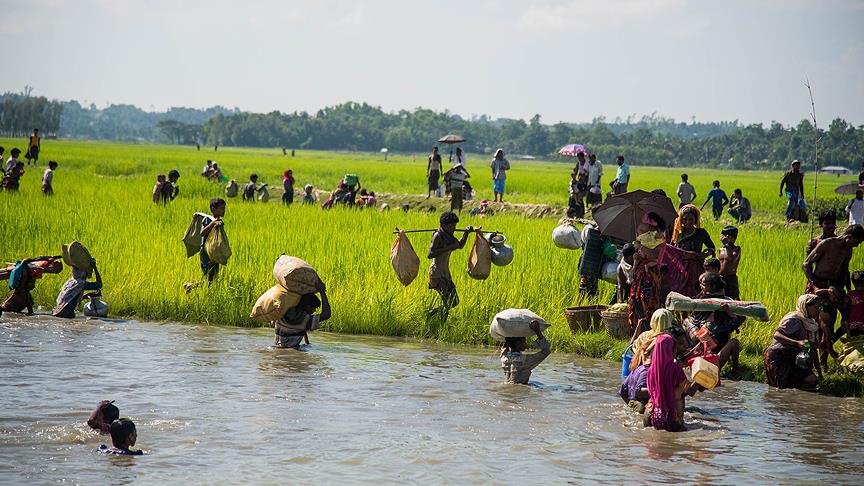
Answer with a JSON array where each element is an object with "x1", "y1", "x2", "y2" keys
[
  {"x1": 558, "y1": 144, "x2": 593, "y2": 157},
  {"x1": 591, "y1": 190, "x2": 677, "y2": 242},
  {"x1": 438, "y1": 134, "x2": 465, "y2": 144}
]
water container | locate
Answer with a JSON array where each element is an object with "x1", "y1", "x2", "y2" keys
[
  {"x1": 691, "y1": 356, "x2": 720, "y2": 389},
  {"x1": 621, "y1": 345, "x2": 634, "y2": 379}
]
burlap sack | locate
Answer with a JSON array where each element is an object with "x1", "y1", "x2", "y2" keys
[
  {"x1": 205, "y1": 223, "x2": 232, "y2": 265},
  {"x1": 250, "y1": 285, "x2": 301, "y2": 322},
  {"x1": 273, "y1": 255, "x2": 321, "y2": 295},
  {"x1": 390, "y1": 229, "x2": 420, "y2": 286},
  {"x1": 61, "y1": 241, "x2": 92, "y2": 272},
  {"x1": 489, "y1": 308, "x2": 551, "y2": 341},
  {"x1": 182, "y1": 213, "x2": 209, "y2": 258}
]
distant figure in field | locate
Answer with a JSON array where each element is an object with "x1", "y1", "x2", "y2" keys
[
  {"x1": 291, "y1": 149, "x2": 295, "y2": 157},
  {"x1": 585, "y1": 153, "x2": 603, "y2": 208},
  {"x1": 676, "y1": 173, "x2": 696, "y2": 208},
  {"x1": 202, "y1": 160, "x2": 213, "y2": 177},
  {"x1": 700, "y1": 180, "x2": 729, "y2": 221},
  {"x1": 196, "y1": 143, "x2": 200, "y2": 151},
  {"x1": 5, "y1": 147, "x2": 21, "y2": 173},
  {"x1": 162, "y1": 169, "x2": 180, "y2": 202},
  {"x1": 214, "y1": 144, "x2": 218, "y2": 152},
  {"x1": 243, "y1": 174, "x2": 259, "y2": 202},
  {"x1": 282, "y1": 169, "x2": 295, "y2": 205},
  {"x1": 302, "y1": 184, "x2": 315, "y2": 205},
  {"x1": 780, "y1": 159, "x2": 806, "y2": 222},
  {"x1": 727, "y1": 188, "x2": 751, "y2": 223},
  {"x1": 490, "y1": 148, "x2": 510, "y2": 202},
  {"x1": 25, "y1": 128, "x2": 40, "y2": 166},
  {"x1": 0, "y1": 147, "x2": 5, "y2": 175},
  {"x1": 282, "y1": 147, "x2": 287, "y2": 156},
  {"x1": 1, "y1": 161, "x2": 25, "y2": 192},
  {"x1": 153, "y1": 174, "x2": 169, "y2": 204},
  {"x1": 42, "y1": 160, "x2": 58, "y2": 195},
  {"x1": 444, "y1": 157, "x2": 470, "y2": 212},
  {"x1": 568, "y1": 170, "x2": 585, "y2": 218},
  {"x1": 427, "y1": 146, "x2": 442, "y2": 199},
  {"x1": 845, "y1": 189, "x2": 864, "y2": 226},
  {"x1": 611, "y1": 155, "x2": 629, "y2": 194}
]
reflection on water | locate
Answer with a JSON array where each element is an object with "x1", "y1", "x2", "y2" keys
[{"x1": 1, "y1": 314, "x2": 862, "y2": 484}]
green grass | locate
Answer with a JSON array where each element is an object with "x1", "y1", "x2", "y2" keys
[{"x1": 1, "y1": 138, "x2": 862, "y2": 396}]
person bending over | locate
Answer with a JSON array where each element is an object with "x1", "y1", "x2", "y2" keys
[{"x1": 274, "y1": 281, "x2": 331, "y2": 348}]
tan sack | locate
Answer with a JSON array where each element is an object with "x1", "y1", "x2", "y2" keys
[
  {"x1": 489, "y1": 308, "x2": 551, "y2": 341},
  {"x1": 61, "y1": 241, "x2": 93, "y2": 272},
  {"x1": 182, "y1": 212, "x2": 209, "y2": 258},
  {"x1": 250, "y1": 285, "x2": 301, "y2": 322},
  {"x1": 273, "y1": 255, "x2": 321, "y2": 295},
  {"x1": 225, "y1": 180, "x2": 238, "y2": 197},
  {"x1": 390, "y1": 229, "x2": 420, "y2": 286},
  {"x1": 205, "y1": 223, "x2": 232, "y2": 265},
  {"x1": 467, "y1": 232, "x2": 492, "y2": 280}
]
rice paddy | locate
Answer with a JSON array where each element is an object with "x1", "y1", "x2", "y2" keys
[{"x1": 1, "y1": 138, "x2": 861, "y2": 395}]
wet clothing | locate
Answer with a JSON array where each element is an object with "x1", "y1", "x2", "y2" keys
[
  {"x1": 764, "y1": 312, "x2": 815, "y2": 389},
  {"x1": 97, "y1": 445, "x2": 143, "y2": 456},
  {"x1": 87, "y1": 400, "x2": 116, "y2": 434},
  {"x1": 620, "y1": 364, "x2": 649, "y2": 404},
  {"x1": 1, "y1": 266, "x2": 35, "y2": 313},
  {"x1": 53, "y1": 268, "x2": 101, "y2": 318},
  {"x1": 690, "y1": 294, "x2": 743, "y2": 351},
  {"x1": 646, "y1": 335, "x2": 686, "y2": 432},
  {"x1": 501, "y1": 338, "x2": 551, "y2": 384},
  {"x1": 274, "y1": 308, "x2": 321, "y2": 348}
]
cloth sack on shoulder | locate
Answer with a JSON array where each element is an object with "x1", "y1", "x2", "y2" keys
[
  {"x1": 61, "y1": 241, "x2": 93, "y2": 272},
  {"x1": 273, "y1": 255, "x2": 321, "y2": 295},
  {"x1": 225, "y1": 180, "x2": 238, "y2": 197},
  {"x1": 490, "y1": 308, "x2": 551, "y2": 341},
  {"x1": 258, "y1": 185, "x2": 270, "y2": 202},
  {"x1": 250, "y1": 285, "x2": 301, "y2": 322},
  {"x1": 182, "y1": 213, "x2": 209, "y2": 258},
  {"x1": 205, "y1": 223, "x2": 232, "y2": 265},
  {"x1": 390, "y1": 229, "x2": 420, "y2": 286},
  {"x1": 552, "y1": 220, "x2": 582, "y2": 249},
  {"x1": 467, "y1": 233, "x2": 492, "y2": 280}
]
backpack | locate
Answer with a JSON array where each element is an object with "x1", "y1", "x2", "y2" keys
[{"x1": 8, "y1": 261, "x2": 26, "y2": 290}]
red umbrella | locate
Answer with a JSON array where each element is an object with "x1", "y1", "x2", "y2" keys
[
  {"x1": 591, "y1": 190, "x2": 677, "y2": 242},
  {"x1": 558, "y1": 144, "x2": 593, "y2": 157}
]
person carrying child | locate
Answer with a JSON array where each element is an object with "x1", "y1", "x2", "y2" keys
[
  {"x1": 97, "y1": 418, "x2": 143, "y2": 456},
  {"x1": 427, "y1": 212, "x2": 474, "y2": 320},
  {"x1": 274, "y1": 280, "x2": 331, "y2": 348},
  {"x1": 161, "y1": 169, "x2": 180, "y2": 202},
  {"x1": 500, "y1": 320, "x2": 551, "y2": 384},
  {"x1": 719, "y1": 226, "x2": 742, "y2": 300},
  {"x1": 87, "y1": 400, "x2": 120, "y2": 435}
]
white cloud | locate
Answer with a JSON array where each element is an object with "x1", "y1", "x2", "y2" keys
[
  {"x1": 329, "y1": 4, "x2": 367, "y2": 30},
  {"x1": 516, "y1": 0, "x2": 687, "y2": 33}
]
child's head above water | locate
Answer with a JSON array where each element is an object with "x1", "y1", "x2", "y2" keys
[{"x1": 110, "y1": 418, "x2": 137, "y2": 450}]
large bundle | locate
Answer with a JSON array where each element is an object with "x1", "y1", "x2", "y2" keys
[
  {"x1": 467, "y1": 233, "x2": 492, "y2": 280},
  {"x1": 578, "y1": 227, "x2": 604, "y2": 277},
  {"x1": 273, "y1": 255, "x2": 321, "y2": 295},
  {"x1": 258, "y1": 185, "x2": 270, "y2": 202},
  {"x1": 601, "y1": 261, "x2": 619, "y2": 283},
  {"x1": 343, "y1": 173, "x2": 359, "y2": 187},
  {"x1": 552, "y1": 221, "x2": 582, "y2": 249},
  {"x1": 205, "y1": 224, "x2": 232, "y2": 265},
  {"x1": 250, "y1": 285, "x2": 301, "y2": 322},
  {"x1": 182, "y1": 213, "x2": 209, "y2": 258},
  {"x1": 490, "y1": 308, "x2": 551, "y2": 341},
  {"x1": 839, "y1": 335, "x2": 864, "y2": 372},
  {"x1": 61, "y1": 241, "x2": 92, "y2": 272},
  {"x1": 665, "y1": 292, "x2": 770, "y2": 321},
  {"x1": 390, "y1": 229, "x2": 420, "y2": 286},
  {"x1": 225, "y1": 180, "x2": 238, "y2": 197}
]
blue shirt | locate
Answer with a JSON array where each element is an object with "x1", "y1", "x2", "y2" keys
[
  {"x1": 616, "y1": 163, "x2": 630, "y2": 184},
  {"x1": 706, "y1": 188, "x2": 729, "y2": 207}
]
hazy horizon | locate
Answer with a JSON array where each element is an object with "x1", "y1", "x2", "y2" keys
[{"x1": 2, "y1": 0, "x2": 862, "y2": 126}]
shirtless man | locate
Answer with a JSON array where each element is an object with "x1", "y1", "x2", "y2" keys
[
  {"x1": 718, "y1": 226, "x2": 741, "y2": 300},
  {"x1": 803, "y1": 224, "x2": 864, "y2": 364},
  {"x1": 806, "y1": 210, "x2": 837, "y2": 257},
  {"x1": 427, "y1": 211, "x2": 474, "y2": 320}
]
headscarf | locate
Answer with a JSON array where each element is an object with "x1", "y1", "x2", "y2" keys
[
  {"x1": 647, "y1": 334, "x2": 687, "y2": 431},
  {"x1": 781, "y1": 294, "x2": 820, "y2": 338},
  {"x1": 283, "y1": 170, "x2": 293, "y2": 180},
  {"x1": 672, "y1": 204, "x2": 701, "y2": 243},
  {"x1": 87, "y1": 400, "x2": 116, "y2": 434},
  {"x1": 631, "y1": 309, "x2": 679, "y2": 370}
]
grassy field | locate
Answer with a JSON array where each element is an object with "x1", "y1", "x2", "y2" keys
[{"x1": 1, "y1": 138, "x2": 862, "y2": 395}]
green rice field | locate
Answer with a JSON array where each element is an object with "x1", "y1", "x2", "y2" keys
[{"x1": 1, "y1": 138, "x2": 862, "y2": 395}]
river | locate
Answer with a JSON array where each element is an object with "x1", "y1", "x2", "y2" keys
[{"x1": 1, "y1": 314, "x2": 862, "y2": 484}]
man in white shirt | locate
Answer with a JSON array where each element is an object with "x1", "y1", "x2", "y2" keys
[
  {"x1": 5, "y1": 148, "x2": 21, "y2": 173},
  {"x1": 677, "y1": 173, "x2": 697, "y2": 208},
  {"x1": 586, "y1": 154, "x2": 603, "y2": 207},
  {"x1": 846, "y1": 190, "x2": 864, "y2": 226}
]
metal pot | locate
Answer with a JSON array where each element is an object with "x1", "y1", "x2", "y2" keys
[{"x1": 487, "y1": 234, "x2": 513, "y2": 266}]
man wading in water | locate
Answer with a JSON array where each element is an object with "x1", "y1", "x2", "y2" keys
[{"x1": 427, "y1": 212, "x2": 474, "y2": 320}]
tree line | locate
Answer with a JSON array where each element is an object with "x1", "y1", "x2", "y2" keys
[{"x1": 2, "y1": 91, "x2": 862, "y2": 170}]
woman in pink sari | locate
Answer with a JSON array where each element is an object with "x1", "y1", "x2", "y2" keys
[{"x1": 644, "y1": 334, "x2": 692, "y2": 432}]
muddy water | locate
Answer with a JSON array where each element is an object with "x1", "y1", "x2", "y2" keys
[{"x1": 1, "y1": 315, "x2": 862, "y2": 484}]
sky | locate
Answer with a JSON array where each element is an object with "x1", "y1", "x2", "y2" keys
[{"x1": 1, "y1": 0, "x2": 862, "y2": 126}]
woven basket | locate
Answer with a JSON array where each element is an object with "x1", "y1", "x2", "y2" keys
[
  {"x1": 601, "y1": 310, "x2": 631, "y2": 339},
  {"x1": 564, "y1": 305, "x2": 607, "y2": 333}
]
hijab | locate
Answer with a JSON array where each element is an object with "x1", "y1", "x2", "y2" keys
[
  {"x1": 631, "y1": 309, "x2": 679, "y2": 370},
  {"x1": 672, "y1": 204, "x2": 701, "y2": 243},
  {"x1": 782, "y1": 294, "x2": 820, "y2": 338},
  {"x1": 647, "y1": 334, "x2": 687, "y2": 431}
]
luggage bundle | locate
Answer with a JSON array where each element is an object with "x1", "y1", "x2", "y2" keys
[
  {"x1": 250, "y1": 255, "x2": 321, "y2": 322},
  {"x1": 489, "y1": 308, "x2": 550, "y2": 342}
]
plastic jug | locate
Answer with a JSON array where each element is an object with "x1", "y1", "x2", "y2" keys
[
  {"x1": 621, "y1": 345, "x2": 634, "y2": 380},
  {"x1": 690, "y1": 356, "x2": 720, "y2": 389}
]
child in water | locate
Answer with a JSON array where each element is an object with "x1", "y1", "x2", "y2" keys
[
  {"x1": 87, "y1": 400, "x2": 120, "y2": 434},
  {"x1": 500, "y1": 321, "x2": 551, "y2": 384},
  {"x1": 97, "y1": 418, "x2": 143, "y2": 456}
]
